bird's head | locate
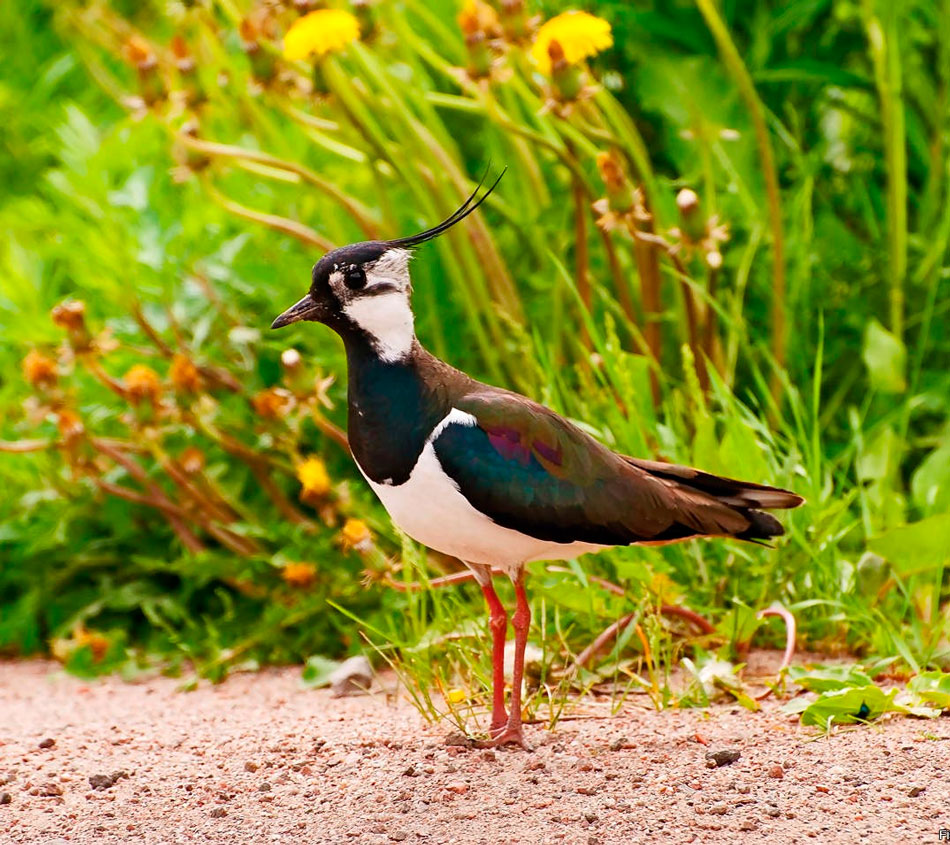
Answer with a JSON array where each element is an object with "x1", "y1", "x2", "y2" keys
[{"x1": 271, "y1": 169, "x2": 504, "y2": 363}]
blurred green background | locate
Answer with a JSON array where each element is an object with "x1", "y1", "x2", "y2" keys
[{"x1": 1, "y1": 0, "x2": 948, "y2": 714}]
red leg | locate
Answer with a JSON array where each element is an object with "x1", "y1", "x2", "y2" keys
[
  {"x1": 477, "y1": 569, "x2": 531, "y2": 749},
  {"x1": 479, "y1": 580, "x2": 508, "y2": 734}
]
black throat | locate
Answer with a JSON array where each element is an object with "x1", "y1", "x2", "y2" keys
[{"x1": 342, "y1": 333, "x2": 453, "y2": 486}]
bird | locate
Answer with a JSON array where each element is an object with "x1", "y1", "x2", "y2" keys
[{"x1": 271, "y1": 172, "x2": 804, "y2": 749}]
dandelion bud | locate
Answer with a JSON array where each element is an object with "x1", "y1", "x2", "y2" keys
[
  {"x1": 499, "y1": 0, "x2": 529, "y2": 44},
  {"x1": 351, "y1": 0, "x2": 377, "y2": 40},
  {"x1": 122, "y1": 36, "x2": 162, "y2": 106},
  {"x1": 124, "y1": 364, "x2": 162, "y2": 405},
  {"x1": 676, "y1": 188, "x2": 707, "y2": 243},
  {"x1": 241, "y1": 18, "x2": 277, "y2": 83},
  {"x1": 547, "y1": 40, "x2": 584, "y2": 102},
  {"x1": 170, "y1": 35, "x2": 204, "y2": 108},
  {"x1": 22, "y1": 350, "x2": 58, "y2": 389},
  {"x1": 596, "y1": 151, "x2": 634, "y2": 214},
  {"x1": 281, "y1": 348, "x2": 302, "y2": 371}
]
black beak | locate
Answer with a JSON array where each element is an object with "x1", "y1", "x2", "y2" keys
[{"x1": 271, "y1": 294, "x2": 320, "y2": 329}]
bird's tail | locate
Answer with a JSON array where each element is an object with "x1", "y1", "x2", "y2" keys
[{"x1": 623, "y1": 457, "x2": 804, "y2": 542}]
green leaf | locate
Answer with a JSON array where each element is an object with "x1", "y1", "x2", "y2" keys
[
  {"x1": 911, "y1": 439, "x2": 950, "y2": 516},
  {"x1": 907, "y1": 671, "x2": 950, "y2": 710},
  {"x1": 799, "y1": 685, "x2": 896, "y2": 728},
  {"x1": 868, "y1": 515, "x2": 950, "y2": 576},
  {"x1": 300, "y1": 655, "x2": 340, "y2": 689},
  {"x1": 789, "y1": 664, "x2": 874, "y2": 692},
  {"x1": 862, "y1": 319, "x2": 906, "y2": 393}
]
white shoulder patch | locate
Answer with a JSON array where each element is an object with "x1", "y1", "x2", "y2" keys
[{"x1": 429, "y1": 408, "x2": 478, "y2": 442}]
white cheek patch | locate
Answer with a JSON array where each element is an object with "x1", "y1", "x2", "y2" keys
[{"x1": 343, "y1": 291, "x2": 415, "y2": 363}]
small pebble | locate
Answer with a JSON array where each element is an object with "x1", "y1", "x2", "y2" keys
[
  {"x1": 258, "y1": 782, "x2": 272, "y2": 792},
  {"x1": 908, "y1": 786, "x2": 925, "y2": 798},
  {"x1": 329, "y1": 656, "x2": 373, "y2": 698},
  {"x1": 0, "y1": 793, "x2": 11, "y2": 806},
  {"x1": 209, "y1": 808, "x2": 227, "y2": 818},
  {"x1": 708, "y1": 801, "x2": 729, "y2": 815},
  {"x1": 767, "y1": 765, "x2": 784, "y2": 779},
  {"x1": 389, "y1": 831, "x2": 408, "y2": 842},
  {"x1": 705, "y1": 748, "x2": 741, "y2": 768},
  {"x1": 244, "y1": 762, "x2": 258, "y2": 773},
  {"x1": 38, "y1": 738, "x2": 56, "y2": 749}
]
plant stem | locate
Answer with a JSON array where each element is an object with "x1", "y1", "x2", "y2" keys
[
  {"x1": 695, "y1": 0, "x2": 787, "y2": 399},
  {"x1": 863, "y1": 0, "x2": 907, "y2": 341}
]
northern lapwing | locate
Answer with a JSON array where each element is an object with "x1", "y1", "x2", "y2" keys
[{"x1": 271, "y1": 173, "x2": 804, "y2": 749}]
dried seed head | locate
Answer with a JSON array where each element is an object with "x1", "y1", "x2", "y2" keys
[
  {"x1": 22, "y1": 350, "x2": 58, "y2": 388},
  {"x1": 180, "y1": 446, "x2": 205, "y2": 474},
  {"x1": 169, "y1": 354, "x2": 203, "y2": 394},
  {"x1": 251, "y1": 386, "x2": 294, "y2": 419},
  {"x1": 281, "y1": 562, "x2": 317, "y2": 588},
  {"x1": 124, "y1": 364, "x2": 162, "y2": 404},
  {"x1": 56, "y1": 409, "x2": 85, "y2": 444},
  {"x1": 170, "y1": 35, "x2": 195, "y2": 74},
  {"x1": 123, "y1": 36, "x2": 156, "y2": 70},
  {"x1": 51, "y1": 300, "x2": 87, "y2": 332},
  {"x1": 341, "y1": 518, "x2": 372, "y2": 550}
]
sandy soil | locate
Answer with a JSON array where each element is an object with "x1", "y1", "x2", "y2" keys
[{"x1": 1, "y1": 659, "x2": 948, "y2": 844}]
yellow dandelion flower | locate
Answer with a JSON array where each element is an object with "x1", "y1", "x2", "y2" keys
[
  {"x1": 530, "y1": 11, "x2": 612, "y2": 74},
  {"x1": 458, "y1": 0, "x2": 499, "y2": 37},
  {"x1": 446, "y1": 688, "x2": 466, "y2": 704},
  {"x1": 297, "y1": 456, "x2": 331, "y2": 501},
  {"x1": 283, "y1": 9, "x2": 360, "y2": 62},
  {"x1": 282, "y1": 562, "x2": 318, "y2": 588},
  {"x1": 341, "y1": 518, "x2": 372, "y2": 549}
]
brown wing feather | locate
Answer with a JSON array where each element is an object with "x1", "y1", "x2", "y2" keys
[{"x1": 440, "y1": 386, "x2": 801, "y2": 546}]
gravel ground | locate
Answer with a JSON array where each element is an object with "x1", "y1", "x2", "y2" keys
[{"x1": 2, "y1": 659, "x2": 949, "y2": 844}]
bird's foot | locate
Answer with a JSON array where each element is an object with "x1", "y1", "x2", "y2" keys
[{"x1": 474, "y1": 726, "x2": 531, "y2": 751}]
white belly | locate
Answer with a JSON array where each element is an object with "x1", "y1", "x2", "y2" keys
[{"x1": 354, "y1": 438, "x2": 608, "y2": 571}]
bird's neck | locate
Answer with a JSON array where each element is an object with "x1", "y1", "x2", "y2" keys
[
  {"x1": 342, "y1": 337, "x2": 453, "y2": 485},
  {"x1": 341, "y1": 295, "x2": 415, "y2": 364}
]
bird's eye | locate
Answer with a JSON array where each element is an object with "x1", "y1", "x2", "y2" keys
[{"x1": 344, "y1": 266, "x2": 367, "y2": 290}]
